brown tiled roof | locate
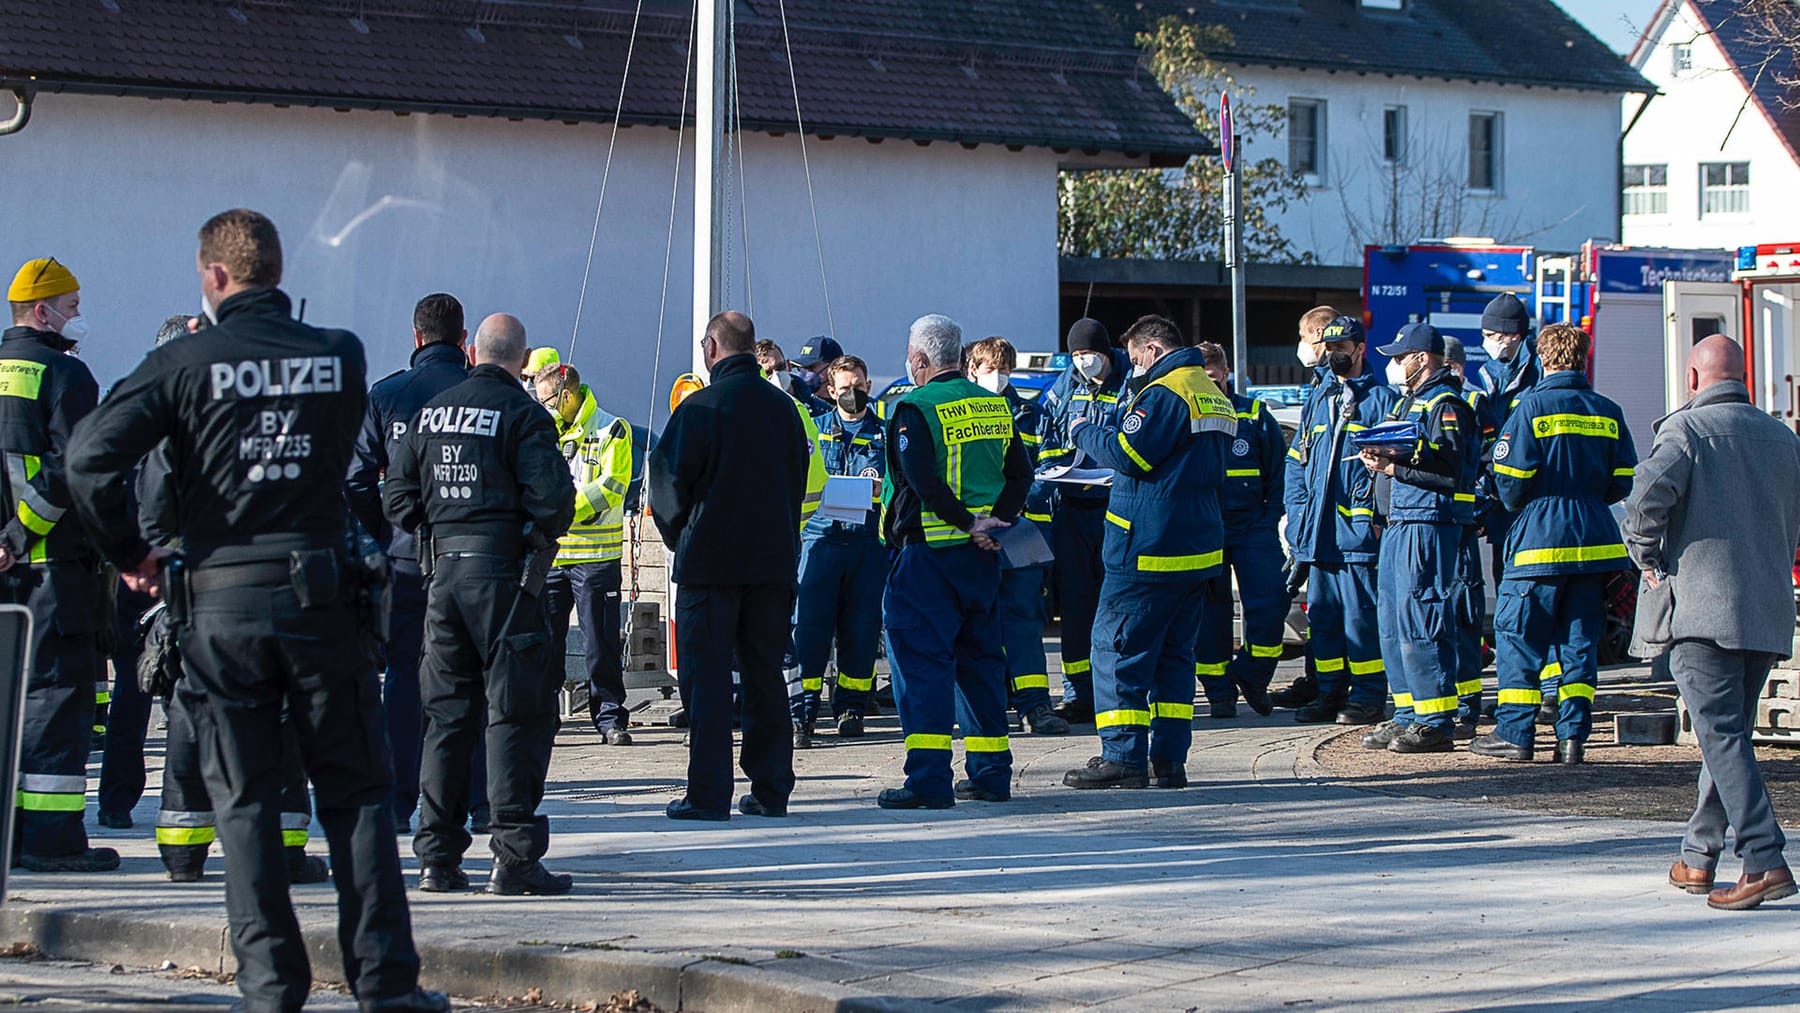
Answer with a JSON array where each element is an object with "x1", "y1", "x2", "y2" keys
[{"x1": 0, "y1": 0, "x2": 1209, "y2": 164}]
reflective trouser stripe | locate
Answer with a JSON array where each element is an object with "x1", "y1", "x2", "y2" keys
[
  {"x1": 1096, "y1": 709, "x2": 1151, "y2": 728},
  {"x1": 1151, "y1": 702, "x2": 1193, "y2": 720},
  {"x1": 836, "y1": 673, "x2": 874, "y2": 692},
  {"x1": 1559, "y1": 683, "x2": 1596, "y2": 702},
  {"x1": 283, "y1": 830, "x2": 309, "y2": 847},
  {"x1": 1455, "y1": 679, "x2": 1483, "y2": 696},
  {"x1": 1248, "y1": 644, "x2": 1283, "y2": 658},
  {"x1": 963, "y1": 736, "x2": 1010, "y2": 753},
  {"x1": 17, "y1": 791, "x2": 83, "y2": 811},
  {"x1": 156, "y1": 826, "x2": 217, "y2": 846},
  {"x1": 1195, "y1": 662, "x2": 1227, "y2": 677},
  {"x1": 905, "y1": 734, "x2": 953, "y2": 751},
  {"x1": 1010, "y1": 674, "x2": 1049, "y2": 691},
  {"x1": 1541, "y1": 662, "x2": 1564, "y2": 680},
  {"x1": 1498, "y1": 688, "x2": 1543, "y2": 705},
  {"x1": 1062, "y1": 659, "x2": 1091, "y2": 675},
  {"x1": 1392, "y1": 693, "x2": 1413, "y2": 708},
  {"x1": 1348, "y1": 658, "x2": 1385, "y2": 675},
  {"x1": 1315, "y1": 657, "x2": 1346, "y2": 673},
  {"x1": 95, "y1": 690, "x2": 112, "y2": 705},
  {"x1": 801, "y1": 677, "x2": 823, "y2": 692},
  {"x1": 1413, "y1": 695, "x2": 1459, "y2": 715},
  {"x1": 157, "y1": 809, "x2": 214, "y2": 827}
]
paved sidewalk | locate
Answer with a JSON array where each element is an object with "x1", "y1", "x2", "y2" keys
[{"x1": 8, "y1": 661, "x2": 1798, "y2": 1011}]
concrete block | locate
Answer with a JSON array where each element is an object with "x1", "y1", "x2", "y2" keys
[
  {"x1": 0, "y1": 908, "x2": 228, "y2": 974},
  {"x1": 1615, "y1": 711, "x2": 1677, "y2": 745},
  {"x1": 1766, "y1": 671, "x2": 1797, "y2": 701}
]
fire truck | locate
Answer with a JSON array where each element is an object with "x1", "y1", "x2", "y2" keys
[
  {"x1": 1364, "y1": 239, "x2": 1736, "y2": 447},
  {"x1": 1659, "y1": 242, "x2": 1800, "y2": 435}
]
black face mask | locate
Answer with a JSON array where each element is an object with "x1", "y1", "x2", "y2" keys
[
  {"x1": 837, "y1": 388, "x2": 869, "y2": 415},
  {"x1": 1326, "y1": 350, "x2": 1357, "y2": 377}
]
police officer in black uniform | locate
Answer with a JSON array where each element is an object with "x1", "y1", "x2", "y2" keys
[
  {"x1": 67, "y1": 210, "x2": 444, "y2": 1013},
  {"x1": 1, "y1": 257, "x2": 115, "y2": 872},
  {"x1": 346, "y1": 292, "x2": 489, "y2": 835},
  {"x1": 383, "y1": 313, "x2": 575, "y2": 896}
]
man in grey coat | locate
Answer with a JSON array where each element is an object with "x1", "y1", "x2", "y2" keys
[{"x1": 1623, "y1": 335, "x2": 1799, "y2": 911}]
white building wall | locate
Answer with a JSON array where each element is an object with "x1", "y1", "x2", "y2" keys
[
  {"x1": 0, "y1": 93, "x2": 1060, "y2": 422},
  {"x1": 1223, "y1": 67, "x2": 1624, "y2": 265},
  {"x1": 1620, "y1": 0, "x2": 1800, "y2": 249}
]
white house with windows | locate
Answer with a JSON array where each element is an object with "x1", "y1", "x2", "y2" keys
[
  {"x1": 1621, "y1": 0, "x2": 1800, "y2": 248},
  {"x1": 1122, "y1": 0, "x2": 1650, "y2": 266}
]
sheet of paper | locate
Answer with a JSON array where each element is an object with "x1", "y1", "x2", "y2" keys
[
  {"x1": 995, "y1": 518, "x2": 1055, "y2": 569},
  {"x1": 1035, "y1": 463, "x2": 1114, "y2": 486},
  {"x1": 818, "y1": 474, "x2": 876, "y2": 525}
]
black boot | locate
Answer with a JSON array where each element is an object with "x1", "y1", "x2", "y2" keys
[
  {"x1": 1062, "y1": 756, "x2": 1150, "y2": 789},
  {"x1": 285, "y1": 847, "x2": 330, "y2": 885},
  {"x1": 1360, "y1": 721, "x2": 1402, "y2": 750},
  {"x1": 953, "y1": 779, "x2": 1010, "y2": 802},
  {"x1": 418, "y1": 863, "x2": 470, "y2": 892},
  {"x1": 1469, "y1": 732, "x2": 1533, "y2": 761},
  {"x1": 488, "y1": 860, "x2": 573, "y2": 896},
  {"x1": 792, "y1": 721, "x2": 814, "y2": 750},
  {"x1": 1388, "y1": 723, "x2": 1455, "y2": 754},
  {"x1": 21, "y1": 847, "x2": 121, "y2": 873},
  {"x1": 160, "y1": 842, "x2": 208, "y2": 883},
  {"x1": 1269, "y1": 671, "x2": 1319, "y2": 709},
  {"x1": 1151, "y1": 759, "x2": 1188, "y2": 789},
  {"x1": 1336, "y1": 701, "x2": 1387, "y2": 725},
  {"x1": 1237, "y1": 676, "x2": 1274, "y2": 717},
  {"x1": 1555, "y1": 739, "x2": 1585, "y2": 765},
  {"x1": 1295, "y1": 689, "x2": 1346, "y2": 724},
  {"x1": 836, "y1": 711, "x2": 866, "y2": 738}
]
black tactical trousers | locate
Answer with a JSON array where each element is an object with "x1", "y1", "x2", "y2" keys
[
  {"x1": 415, "y1": 554, "x2": 558, "y2": 869},
  {"x1": 157, "y1": 689, "x2": 314, "y2": 876},
  {"x1": 14, "y1": 561, "x2": 102, "y2": 858},
  {"x1": 98, "y1": 583, "x2": 156, "y2": 816},
  {"x1": 179, "y1": 578, "x2": 418, "y2": 1012}
]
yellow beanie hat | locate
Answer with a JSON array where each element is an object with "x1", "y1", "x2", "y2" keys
[
  {"x1": 8, "y1": 258, "x2": 79, "y2": 303},
  {"x1": 524, "y1": 346, "x2": 561, "y2": 375}
]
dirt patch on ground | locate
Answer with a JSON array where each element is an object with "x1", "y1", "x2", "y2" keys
[{"x1": 1314, "y1": 719, "x2": 1800, "y2": 826}]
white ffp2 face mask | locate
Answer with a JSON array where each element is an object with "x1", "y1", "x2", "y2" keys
[
  {"x1": 51, "y1": 309, "x2": 89, "y2": 344},
  {"x1": 1296, "y1": 339, "x2": 1321, "y2": 368},
  {"x1": 1482, "y1": 336, "x2": 1516, "y2": 363},
  {"x1": 1384, "y1": 358, "x2": 1410, "y2": 389},
  {"x1": 975, "y1": 371, "x2": 1008, "y2": 394},
  {"x1": 1073, "y1": 352, "x2": 1106, "y2": 381}
]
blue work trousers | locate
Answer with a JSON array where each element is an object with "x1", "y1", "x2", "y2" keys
[
  {"x1": 1094, "y1": 575, "x2": 1208, "y2": 768},
  {"x1": 1494, "y1": 572, "x2": 1606, "y2": 746},
  {"x1": 1194, "y1": 527, "x2": 1287, "y2": 707},
  {"x1": 1454, "y1": 526, "x2": 1486, "y2": 722},
  {"x1": 999, "y1": 564, "x2": 1053, "y2": 716},
  {"x1": 883, "y1": 544, "x2": 1012, "y2": 801},
  {"x1": 792, "y1": 533, "x2": 883, "y2": 725},
  {"x1": 1305, "y1": 562, "x2": 1385, "y2": 709},
  {"x1": 1376, "y1": 522, "x2": 1462, "y2": 732},
  {"x1": 1053, "y1": 503, "x2": 1106, "y2": 708}
]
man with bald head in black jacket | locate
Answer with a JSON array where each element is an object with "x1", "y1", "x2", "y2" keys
[{"x1": 648, "y1": 310, "x2": 811, "y2": 822}]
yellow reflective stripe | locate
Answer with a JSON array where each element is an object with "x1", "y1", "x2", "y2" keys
[
  {"x1": 1512, "y1": 544, "x2": 1628, "y2": 567},
  {"x1": 1531, "y1": 413, "x2": 1618, "y2": 439},
  {"x1": 1287, "y1": 447, "x2": 1303, "y2": 460},
  {"x1": 1559, "y1": 683, "x2": 1596, "y2": 701},
  {"x1": 1348, "y1": 658, "x2": 1385, "y2": 675},
  {"x1": 1063, "y1": 659, "x2": 1091, "y2": 675},
  {"x1": 1413, "y1": 695, "x2": 1459, "y2": 715},
  {"x1": 16, "y1": 791, "x2": 84, "y2": 812},
  {"x1": 1493, "y1": 464, "x2": 1537, "y2": 479},
  {"x1": 1151, "y1": 702, "x2": 1194, "y2": 720},
  {"x1": 1248, "y1": 644, "x2": 1283, "y2": 658},
  {"x1": 1453, "y1": 493, "x2": 1476, "y2": 503},
  {"x1": 1138, "y1": 550, "x2": 1224, "y2": 573},
  {"x1": 1023, "y1": 511, "x2": 1052, "y2": 523},
  {"x1": 1195, "y1": 662, "x2": 1228, "y2": 676},
  {"x1": 1225, "y1": 468, "x2": 1260, "y2": 477},
  {"x1": 16, "y1": 500, "x2": 54, "y2": 536},
  {"x1": 1541, "y1": 662, "x2": 1564, "y2": 679},
  {"x1": 964, "y1": 735, "x2": 1010, "y2": 753},
  {"x1": 573, "y1": 487, "x2": 598, "y2": 521},
  {"x1": 905, "y1": 733, "x2": 953, "y2": 751},
  {"x1": 1095, "y1": 708, "x2": 1151, "y2": 728},
  {"x1": 801, "y1": 677, "x2": 823, "y2": 692},
  {"x1": 1613, "y1": 467, "x2": 1635, "y2": 477},
  {"x1": 282, "y1": 830, "x2": 308, "y2": 847},
  {"x1": 1105, "y1": 511, "x2": 1131, "y2": 530},
  {"x1": 21, "y1": 454, "x2": 38, "y2": 482},
  {"x1": 1314, "y1": 657, "x2": 1346, "y2": 673},
  {"x1": 1116, "y1": 433, "x2": 1153, "y2": 472},
  {"x1": 95, "y1": 690, "x2": 112, "y2": 705},
  {"x1": 1337, "y1": 505, "x2": 1376, "y2": 519},
  {"x1": 1455, "y1": 679, "x2": 1483, "y2": 696},
  {"x1": 1020, "y1": 433, "x2": 1042, "y2": 445},
  {"x1": 836, "y1": 673, "x2": 874, "y2": 692},
  {"x1": 1011, "y1": 674, "x2": 1049, "y2": 690},
  {"x1": 1497, "y1": 688, "x2": 1542, "y2": 705},
  {"x1": 156, "y1": 827, "x2": 217, "y2": 846},
  {"x1": 1392, "y1": 692, "x2": 1413, "y2": 708}
]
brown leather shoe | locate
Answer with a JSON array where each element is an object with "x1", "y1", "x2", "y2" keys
[
  {"x1": 1707, "y1": 865, "x2": 1797, "y2": 911},
  {"x1": 1668, "y1": 860, "x2": 1715, "y2": 895}
]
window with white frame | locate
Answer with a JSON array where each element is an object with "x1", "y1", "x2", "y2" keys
[
  {"x1": 1622, "y1": 164, "x2": 1668, "y2": 215},
  {"x1": 1383, "y1": 105, "x2": 1407, "y2": 163},
  {"x1": 1288, "y1": 98, "x2": 1326, "y2": 183},
  {"x1": 1700, "y1": 162, "x2": 1750, "y2": 216},
  {"x1": 1672, "y1": 44, "x2": 1693, "y2": 75},
  {"x1": 1468, "y1": 112, "x2": 1501, "y2": 191}
]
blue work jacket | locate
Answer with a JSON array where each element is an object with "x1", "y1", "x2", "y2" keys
[
  {"x1": 1038, "y1": 349, "x2": 1130, "y2": 508},
  {"x1": 1221, "y1": 392, "x2": 1286, "y2": 534},
  {"x1": 805, "y1": 407, "x2": 885, "y2": 540},
  {"x1": 1283, "y1": 366, "x2": 1400, "y2": 565},
  {"x1": 1377, "y1": 369, "x2": 1480, "y2": 526}
]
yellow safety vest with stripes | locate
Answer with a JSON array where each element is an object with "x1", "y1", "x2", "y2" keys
[
  {"x1": 0, "y1": 333, "x2": 98, "y2": 566},
  {"x1": 553, "y1": 386, "x2": 635, "y2": 566}
]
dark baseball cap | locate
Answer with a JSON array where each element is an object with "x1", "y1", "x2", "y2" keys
[
  {"x1": 1378, "y1": 321, "x2": 1445, "y2": 357},
  {"x1": 790, "y1": 336, "x2": 843, "y2": 368},
  {"x1": 1320, "y1": 315, "x2": 1366, "y2": 344}
]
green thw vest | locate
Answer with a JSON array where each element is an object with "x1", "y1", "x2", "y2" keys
[{"x1": 881, "y1": 377, "x2": 1015, "y2": 547}]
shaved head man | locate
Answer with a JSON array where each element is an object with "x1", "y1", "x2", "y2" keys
[
  {"x1": 472, "y1": 313, "x2": 528, "y2": 375},
  {"x1": 1688, "y1": 334, "x2": 1746, "y2": 394}
]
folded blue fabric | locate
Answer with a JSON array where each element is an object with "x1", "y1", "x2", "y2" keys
[{"x1": 1348, "y1": 420, "x2": 1422, "y2": 449}]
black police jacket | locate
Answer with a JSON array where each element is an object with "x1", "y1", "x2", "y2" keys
[
  {"x1": 67, "y1": 287, "x2": 368, "y2": 570},
  {"x1": 0, "y1": 326, "x2": 100, "y2": 563},
  {"x1": 646, "y1": 352, "x2": 809, "y2": 586},
  {"x1": 345, "y1": 341, "x2": 470, "y2": 559},
  {"x1": 382, "y1": 363, "x2": 574, "y2": 549}
]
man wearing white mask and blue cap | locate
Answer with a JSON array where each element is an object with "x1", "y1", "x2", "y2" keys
[{"x1": 1358, "y1": 322, "x2": 1480, "y2": 754}]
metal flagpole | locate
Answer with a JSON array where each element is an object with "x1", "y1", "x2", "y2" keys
[
  {"x1": 1221, "y1": 93, "x2": 1248, "y2": 394},
  {"x1": 692, "y1": 0, "x2": 727, "y2": 377}
]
